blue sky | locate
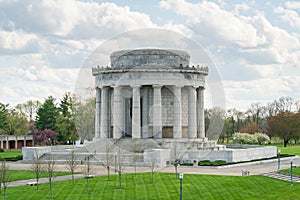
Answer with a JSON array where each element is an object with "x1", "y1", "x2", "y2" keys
[{"x1": 0, "y1": 0, "x2": 299, "y2": 110}]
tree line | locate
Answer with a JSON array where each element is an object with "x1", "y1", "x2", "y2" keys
[
  {"x1": 207, "y1": 96, "x2": 300, "y2": 147},
  {"x1": 0, "y1": 92, "x2": 95, "y2": 145},
  {"x1": 0, "y1": 93, "x2": 299, "y2": 147}
]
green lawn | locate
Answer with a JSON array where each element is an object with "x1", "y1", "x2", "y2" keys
[
  {"x1": 281, "y1": 167, "x2": 300, "y2": 176},
  {"x1": 0, "y1": 151, "x2": 22, "y2": 159},
  {"x1": 5, "y1": 173, "x2": 300, "y2": 200},
  {"x1": 9, "y1": 170, "x2": 77, "y2": 182},
  {"x1": 278, "y1": 145, "x2": 300, "y2": 156}
]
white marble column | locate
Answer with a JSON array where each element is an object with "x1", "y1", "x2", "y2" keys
[
  {"x1": 95, "y1": 87, "x2": 101, "y2": 139},
  {"x1": 188, "y1": 86, "x2": 197, "y2": 138},
  {"x1": 132, "y1": 85, "x2": 141, "y2": 139},
  {"x1": 173, "y1": 86, "x2": 182, "y2": 139},
  {"x1": 100, "y1": 86, "x2": 109, "y2": 138},
  {"x1": 113, "y1": 86, "x2": 124, "y2": 139},
  {"x1": 197, "y1": 87, "x2": 205, "y2": 138},
  {"x1": 153, "y1": 85, "x2": 162, "y2": 138},
  {"x1": 141, "y1": 88, "x2": 149, "y2": 138}
]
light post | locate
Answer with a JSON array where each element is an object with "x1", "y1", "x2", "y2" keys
[
  {"x1": 179, "y1": 172, "x2": 184, "y2": 200},
  {"x1": 290, "y1": 157, "x2": 294, "y2": 186},
  {"x1": 277, "y1": 149, "x2": 281, "y2": 171}
]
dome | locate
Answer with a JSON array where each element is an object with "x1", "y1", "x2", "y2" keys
[{"x1": 110, "y1": 49, "x2": 190, "y2": 67}]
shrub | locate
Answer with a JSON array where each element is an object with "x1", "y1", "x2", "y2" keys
[
  {"x1": 254, "y1": 133, "x2": 270, "y2": 144},
  {"x1": 0, "y1": 148, "x2": 4, "y2": 152},
  {"x1": 233, "y1": 132, "x2": 270, "y2": 145}
]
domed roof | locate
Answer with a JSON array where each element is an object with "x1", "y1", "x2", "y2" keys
[{"x1": 110, "y1": 49, "x2": 190, "y2": 67}]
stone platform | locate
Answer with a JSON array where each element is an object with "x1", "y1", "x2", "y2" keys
[{"x1": 22, "y1": 140, "x2": 276, "y2": 167}]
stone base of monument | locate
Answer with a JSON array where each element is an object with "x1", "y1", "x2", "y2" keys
[{"x1": 22, "y1": 140, "x2": 277, "y2": 167}]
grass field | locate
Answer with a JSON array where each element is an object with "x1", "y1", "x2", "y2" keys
[
  {"x1": 5, "y1": 173, "x2": 300, "y2": 200},
  {"x1": 281, "y1": 167, "x2": 300, "y2": 176},
  {"x1": 278, "y1": 145, "x2": 300, "y2": 156},
  {"x1": 8, "y1": 170, "x2": 77, "y2": 182}
]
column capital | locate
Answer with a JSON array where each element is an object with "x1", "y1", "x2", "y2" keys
[{"x1": 153, "y1": 84, "x2": 162, "y2": 89}]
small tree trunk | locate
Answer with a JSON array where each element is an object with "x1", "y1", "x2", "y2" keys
[
  {"x1": 86, "y1": 178, "x2": 89, "y2": 193},
  {"x1": 72, "y1": 173, "x2": 74, "y2": 186},
  {"x1": 119, "y1": 173, "x2": 122, "y2": 189},
  {"x1": 3, "y1": 186, "x2": 6, "y2": 200},
  {"x1": 152, "y1": 171, "x2": 154, "y2": 184},
  {"x1": 36, "y1": 179, "x2": 39, "y2": 190},
  {"x1": 49, "y1": 181, "x2": 53, "y2": 200},
  {"x1": 284, "y1": 139, "x2": 289, "y2": 147},
  {"x1": 107, "y1": 166, "x2": 110, "y2": 181}
]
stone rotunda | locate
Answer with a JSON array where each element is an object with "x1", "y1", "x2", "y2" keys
[
  {"x1": 93, "y1": 49, "x2": 209, "y2": 141},
  {"x1": 85, "y1": 49, "x2": 229, "y2": 166}
]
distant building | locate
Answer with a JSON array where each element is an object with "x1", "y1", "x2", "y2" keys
[{"x1": 0, "y1": 135, "x2": 33, "y2": 150}]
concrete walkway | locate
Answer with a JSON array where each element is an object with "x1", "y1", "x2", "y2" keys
[
  {"x1": 7, "y1": 156, "x2": 300, "y2": 187},
  {"x1": 261, "y1": 172, "x2": 300, "y2": 183}
]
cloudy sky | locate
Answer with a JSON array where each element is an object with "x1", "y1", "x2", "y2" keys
[{"x1": 0, "y1": 0, "x2": 299, "y2": 111}]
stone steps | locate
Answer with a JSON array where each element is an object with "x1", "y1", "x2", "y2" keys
[{"x1": 260, "y1": 171, "x2": 300, "y2": 182}]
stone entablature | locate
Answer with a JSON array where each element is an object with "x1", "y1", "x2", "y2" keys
[{"x1": 92, "y1": 65, "x2": 209, "y2": 75}]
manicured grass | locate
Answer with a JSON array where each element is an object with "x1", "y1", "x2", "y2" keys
[
  {"x1": 281, "y1": 167, "x2": 300, "y2": 176},
  {"x1": 8, "y1": 170, "x2": 78, "y2": 182},
  {"x1": 6, "y1": 173, "x2": 300, "y2": 200},
  {"x1": 0, "y1": 151, "x2": 22, "y2": 159},
  {"x1": 278, "y1": 145, "x2": 300, "y2": 156}
]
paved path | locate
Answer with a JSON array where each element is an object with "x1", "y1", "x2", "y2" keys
[
  {"x1": 7, "y1": 156, "x2": 300, "y2": 187},
  {"x1": 261, "y1": 172, "x2": 300, "y2": 183}
]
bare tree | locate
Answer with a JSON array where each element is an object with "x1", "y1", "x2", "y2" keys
[
  {"x1": 148, "y1": 151, "x2": 158, "y2": 184},
  {"x1": 173, "y1": 143, "x2": 181, "y2": 179},
  {"x1": 45, "y1": 155, "x2": 56, "y2": 200},
  {"x1": 0, "y1": 160, "x2": 10, "y2": 200},
  {"x1": 66, "y1": 150, "x2": 79, "y2": 186},
  {"x1": 29, "y1": 150, "x2": 43, "y2": 190},
  {"x1": 103, "y1": 142, "x2": 113, "y2": 181},
  {"x1": 117, "y1": 144, "x2": 125, "y2": 189},
  {"x1": 82, "y1": 154, "x2": 95, "y2": 193},
  {"x1": 132, "y1": 139, "x2": 139, "y2": 176}
]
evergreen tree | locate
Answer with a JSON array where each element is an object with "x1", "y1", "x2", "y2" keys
[
  {"x1": 35, "y1": 96, "x2": 59, "y2": 131},
  {"x1": 56, "y1": 93, "x2": 78, "y2": 143},
  {"x1": 0, "y1": 103, "x2": 9, "y2": 134}
]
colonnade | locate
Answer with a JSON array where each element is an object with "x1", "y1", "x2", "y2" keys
[{"x1": 95, "y1": 85, "x2": 205, "y2": 139}]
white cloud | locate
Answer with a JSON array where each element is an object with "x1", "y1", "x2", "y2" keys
[
  {"x1": 0, "y1": 0, "x2": 155, "y2": 38},
  {"x1": 234, "y1": 3, "x2": 250, "y2": 15},
  {"x1": 160, "y1": 0, "x2": 259, "y2": 47},
  {"x1": 286, "y1": 1, "x2": 300, "y2": 10},
  {"x1": 275, "y1": 6, "x2": 300, "y2": 30},
  {"x1": 0, "y1": 30, "x2": 39, "y2": 52},
  {"x1": 224, "y1": 76, "x2": 300, "y2": 110},
  {"x1": 0, "y1": 66, "x2": 79, "y2": 105}
]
